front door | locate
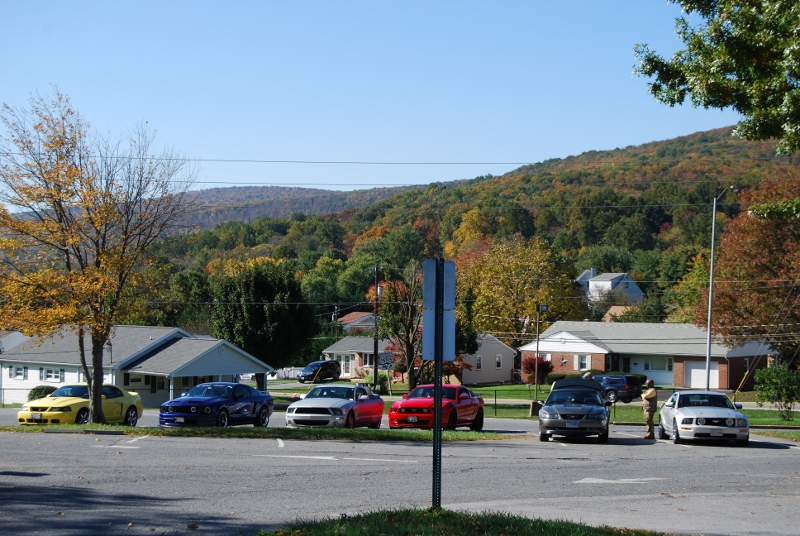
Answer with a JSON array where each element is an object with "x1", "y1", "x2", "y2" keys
[{"x1": 622, "y1": 358, "x2": 631, "y2": 373}]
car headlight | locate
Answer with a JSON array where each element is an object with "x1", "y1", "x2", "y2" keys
[
  {"x1": 725, "y1": 418, "x2": 734, "y2": 426},
  {"x1": 50, "y1": 406, "x2": 72, "y2": 412},
  {"x1": 20, "y1": 405, "x2": 29, "y2": 411},
  {"x1": 584, "y1": 411, "x2": 606, "y2": 421},
  {"x1": 539, "y1": 410, "x2": 558, "y2": 419},
  {"x1": 737, "y1": 419, "x2": 747, "y2": 427},
  {"x1": 330, "y1": 408, "x2": 344, "y2": 415},
  {"x1": 681, "y1": 417, "x2": 693, "y2": 425},
  {"x1": 697, "y1": 418, "x2": 706, "y2": 425}
]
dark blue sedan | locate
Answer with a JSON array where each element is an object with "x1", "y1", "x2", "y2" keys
[{"x1": 159, "y1": 382, "x2": 274, "y2": 428}]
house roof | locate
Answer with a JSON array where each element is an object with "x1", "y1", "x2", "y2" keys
[
  {"x1": 323, "y1": 336, "x2": 391, "y2": 354},
  {"x1": 589, "y1": 272, "x2": 628, "y2": 282},
  {"x1": 0, "y1": 325, "x2": 273, "y2": 375},
  {"x1": 521, "y1": 321, "x2": 772, "y2": 358},
  {"x1": 602, "y1": 306, "x2": 631, "y2": 322},
  {"x1": 0, "y1": 325, "x2": 183, "y2": 366},
  {"x1": 336, "y1": 312, "x2": 372, "y2": 325}
]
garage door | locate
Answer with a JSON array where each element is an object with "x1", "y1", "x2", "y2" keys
[{"x1": 686, "y1": 362, "x2": 718, "y2": 389}]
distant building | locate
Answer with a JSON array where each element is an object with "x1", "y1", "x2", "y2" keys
[{"x1": 577, "y1": 269, "x2": 644, "y2": 305}]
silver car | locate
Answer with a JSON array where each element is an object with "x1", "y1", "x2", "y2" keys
[
  {"x1": 659, "y1": 391, "x2": 749, "y2": 447},
  {"x1": 285, "y1": 384, "x2": 385, "y2": 429},
  {"x1": 538, "y1": 379, "x2": 610, "y2": 442}
]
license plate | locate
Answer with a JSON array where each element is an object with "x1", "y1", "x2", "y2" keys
[
  {"x1": 710, "y1": 429, "x2": 723, "y2": 436},
  {"x1": 32, "y1": 413, "x2": 42, "y2": 421},
  {"x1": 566, "y1": 420, "x2": 579, "y2": 428},
  {"x1": 175, "y1": 416, "x2": 184, "y2": 423},
  {"x1": 407, "y1": 416, "x2": 418, "y2": 423}
]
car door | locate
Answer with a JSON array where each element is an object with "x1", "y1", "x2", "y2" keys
[
  {"x1": 101, "y1": 386, "x2": 125, "y2": 422},
  {"x1": 353, "y1": 386, "x2": 379, "y2": 426},
  {"x1": 229, "y1": 385, "x2": 256, "y2": 424},
  {"x1": 456, "y1": 387, "x2": 477, "y2": 426},
  {"x1": 661, "y1": 393, "x2": 678, "y2": 433}
]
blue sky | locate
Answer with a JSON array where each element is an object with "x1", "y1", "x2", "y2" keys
[{"x1": 1, "y1": 1, "x2": 739, "y2": 191}]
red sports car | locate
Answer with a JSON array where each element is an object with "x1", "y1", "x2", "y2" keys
[{"x1": 388, "y1": 384, "x2": 484, "y2": 431}]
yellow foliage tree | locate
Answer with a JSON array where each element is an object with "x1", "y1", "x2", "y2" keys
[
  {"x1": 458, "y1": 235, "x2": 588, "y2": 351},
  {"x1": 0, "y1": 91, "x2": 196, "y2": 422}
]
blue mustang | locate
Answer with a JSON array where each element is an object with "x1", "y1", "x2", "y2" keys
[{"x1": 159, "y1": 382, "x2": 274, "y2": 427}]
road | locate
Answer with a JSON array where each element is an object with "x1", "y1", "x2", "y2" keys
[{"x1": 1, "y1": 408, "x2": 799, "y2": 536}]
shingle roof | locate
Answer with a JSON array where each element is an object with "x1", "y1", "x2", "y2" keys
[
  {"x1": 539, "y1": 321, "x2": 728, "y2": 356},
  {"x1": 323, "y1": 336, "x2": 391, "y2": 354}
]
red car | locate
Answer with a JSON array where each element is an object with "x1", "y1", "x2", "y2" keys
[{"x1": 388, "y1": 384, "x2": 484, "y2": 431}]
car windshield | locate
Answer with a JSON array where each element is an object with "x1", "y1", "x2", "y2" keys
[
  {"x1": 304, "y1": 362, "x2": 322, "y2": 370},
  {"x1": 51, "y1": 385, "x2": 89, "y2": 398},
  {"x1": 677, "y1": 394, "x2": 735, "y2": 409},
  {"x1": 185, "y1": 384, "x2": 233, "y2": 398},
  {"x1": 546, "y1": 390, "x2": 602, "y2": 406},
  {"x1": 305, "y1": 387, "x2": 354, "y2": 400},
  {"x1": 408, "y1": 387, "x2": 457, "y2": 399}
]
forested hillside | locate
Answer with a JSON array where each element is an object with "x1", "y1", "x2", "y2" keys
[
  {"x1": 182, "y1": 185, "x2": 421, "y2": 229},
  {"x1": 127, "y1": 126, "x2": 799, "y2": 367}
]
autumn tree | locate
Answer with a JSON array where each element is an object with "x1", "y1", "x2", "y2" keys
[
  {"x1": 0, "y1": 91, "x2": 196, "y2": 422},
  {"x1": 697, "y1": 181, "x2": 800, "y2": 359},
  {"x1": 635, "y1": 0, "x2": 800, "y2": 153},
  {"x1": 459, "y1": 235, "x2": 588, "y2": 353}
]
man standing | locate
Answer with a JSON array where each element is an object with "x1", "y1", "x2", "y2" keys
[{"x1": 642, "y1": 379, "x2": 657, "y2": 439}]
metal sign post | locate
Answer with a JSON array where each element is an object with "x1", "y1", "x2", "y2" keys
[{"x1": 422, "y1": 259, "x2": 455, "y2": 509}]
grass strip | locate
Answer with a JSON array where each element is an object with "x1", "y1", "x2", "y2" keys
[{"x1": 256, "y1": 507, "x2": 664, "y2": 536}]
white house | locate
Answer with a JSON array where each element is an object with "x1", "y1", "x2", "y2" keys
[
  {"x1": 519, "y1": 321, "x2": 774, "y2": 390},
  {"x1": 0, "y1": 325, "x2": 274, "y2": 406},
  {"x1": 586, "y1": 273, "x2": 644, "y2": 305}
]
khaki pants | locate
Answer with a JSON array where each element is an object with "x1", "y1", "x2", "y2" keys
[{"x1": 643, "y1": 409, "x2": 655, "y2": 438}]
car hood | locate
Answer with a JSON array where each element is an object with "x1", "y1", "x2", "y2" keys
[
  {"x1": 288, "y1": 397, "x2": 352, "y2": 410},
  {"x1": 392, "y1": 398, "x2": 443, "y2": 409},
  {"x1": 164, "y1": 396, "x2": 228, "y2": 406},
  {"x1": 27, "y1": 396, "x2": 87, "y2": 407},
  {"x1": 544, "y1": 403, "x2": 605, "y2": 415},
  {"x1": 674, "y1": 407, "x2": 745, "y2": 419}
]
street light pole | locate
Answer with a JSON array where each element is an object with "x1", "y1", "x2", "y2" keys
[
  {"x1": 373, "y1": 265, "x2": 381, "y2": 393},
  {"x1": 534, "y1": 303, "x2": 548, "y2": 401},
  {"x1": 705, "y1": 186, "x2": 737, "y2": 390}
]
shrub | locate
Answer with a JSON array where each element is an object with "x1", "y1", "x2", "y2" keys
[
  {"x1": 521, "y1": 356, "x2": 553, "y2": 385},
  {"x1": 755, "y1": 363, "x2": 800, "y2": 421},
  {"x1": 28, "y1": 385, "x2": 57, "y2": 401}
]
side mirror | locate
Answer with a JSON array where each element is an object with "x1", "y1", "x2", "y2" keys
[
  {"x1": 459, "y1": 393, "x2": 469, "y2": 400},
  {"x1": 359, "y1": 394, "x2": 369, "y2": 401},
  {"x1": 402, "y1": 394, "x2": 409, "y2": 399},
  {"x1": 734, "y1": 403, "x2": 743, "y2": 409},
  {"x1": 664, "y1": 400, "x2": 674, "y2": 408}
]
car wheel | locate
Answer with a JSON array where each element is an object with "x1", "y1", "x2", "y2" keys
[
  {"x1": 333, "y1": 374, "x2": 340, "y2": 382},
  {"x1": 606, "y1": 390, "x2": 618, "y2": 403},
  {"x1": 598, "y1": 426, "x2": 609, "y2": 443},
  {"x1": 298, "y1": 379, "x2": 305, "y2": 384},
  {"x1": 445, "y1": 410, "x2": 458, "y2": 430},
  {"x1": 621, "y1": 397, "x2": 631, "y2": 404},
  {"x1": 345, "y1": 411, "x2": 355, "y2": 429},
  {"x1": 539, "y1": 430, "x2": 549, "y2": 442},
  {"x1": 469, "y1": 409, "x2": 484, "y2": 431},
  {"x1": 672, "y1": 419, "x2": 681, "y2": 444},
  {"x1": 254, "y1": 407, "x2": 270, "y2": 427},
  {"x1": 735, "y1": 435, "x2": 749, "y2": 447},
  {"x1": 216, "y1": 409, "x2": 229, "y2": 428},
  {"x1": 75, "y1": 408, "x2": 90, "y2": 424},
  {"x1": 658, "y1": 422, "x2": 668, "y2": 439},
  {"x1": 124, "y1": 406, "x2": 138, "y2": 426}
]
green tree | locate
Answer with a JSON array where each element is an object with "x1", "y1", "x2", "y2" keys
[
  {"x1": 755, "y1": 363, "x2": 800, "y2": 421},
  {"x1": 0, "y1": 92, "x2": 195, "y2": 423},
  {"x1": 635, "y1": 0, "x2": 800, "y2": 153},
  {"x1": 211, "y1": 261, "x2": 317, "y2": 379}
]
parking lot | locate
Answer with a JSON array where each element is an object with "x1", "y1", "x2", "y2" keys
[{"x1": 2, "y1": 407, "x2": 799, "y2": 536}]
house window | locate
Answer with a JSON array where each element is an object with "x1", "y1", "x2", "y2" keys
[
  {"x1": 644, "y1": 357, "x2": 673, "y2": 371},
  {"x1": 476, "y1": 356, "x2": 482, "y2": 371},
  {"x1": 45, "y1": 369, "x2": 61, "y2": 382},
  {"x1": 363, "y1": 353, "x2": 375, "y2": 367},
  {"x1": 537, "y1": 353, "x2": 551, "y2": 361},
  {"x1": 496, "y1": 354, "x2": 502, "y2": 369},
  {"x1": 9, "y1": 366, "x2": 27, "y2": 380},
  {"x1": 577, "y1": 355, "x2": 588, "y2": 370}
]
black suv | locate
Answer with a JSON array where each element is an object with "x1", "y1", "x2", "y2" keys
[
  {"x1": 594, "y1": 374, "x2": 642, "y2": 403},
  {"x1": 297, "y1": 360, "x2": 341, "y2": 383}
]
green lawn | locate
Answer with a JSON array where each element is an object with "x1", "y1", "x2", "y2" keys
[{"x1": 256, "y1": 508, "x2": 664, "y2": 536}]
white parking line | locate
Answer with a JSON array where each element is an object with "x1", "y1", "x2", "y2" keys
[
  {"x1": 343, "y1": 457, "x2": 417, "y2": 463},
  {"x1": 254, "y1": 455, "x2": 336, "y2": 460},
  {"x1": 127, "y1": 435, "x2": 149, "y2": 443},
  {"x1": 277, "y1": 438, "x2": 284, "y2": 448},
  {"x1": 575, "y1": 477, "x2": 668, "y2": 484},
  {"x1": 93, "y1": 446, "x2": 140, "y2": 449}
]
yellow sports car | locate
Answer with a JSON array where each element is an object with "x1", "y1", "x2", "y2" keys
[{"x1": 18, "y1": 384, "x2": 144, "y2": 426}]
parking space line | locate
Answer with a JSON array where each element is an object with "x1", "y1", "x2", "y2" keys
[
  {"x1": 254, "y1": 455, "x2": 336, "y2": 460},
  {"x1": 277, "y1": 438, "x2": 284, "y2": 448},
  {"x1": 343, "y1": 457, "x2": 417, "y2": 463}
]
